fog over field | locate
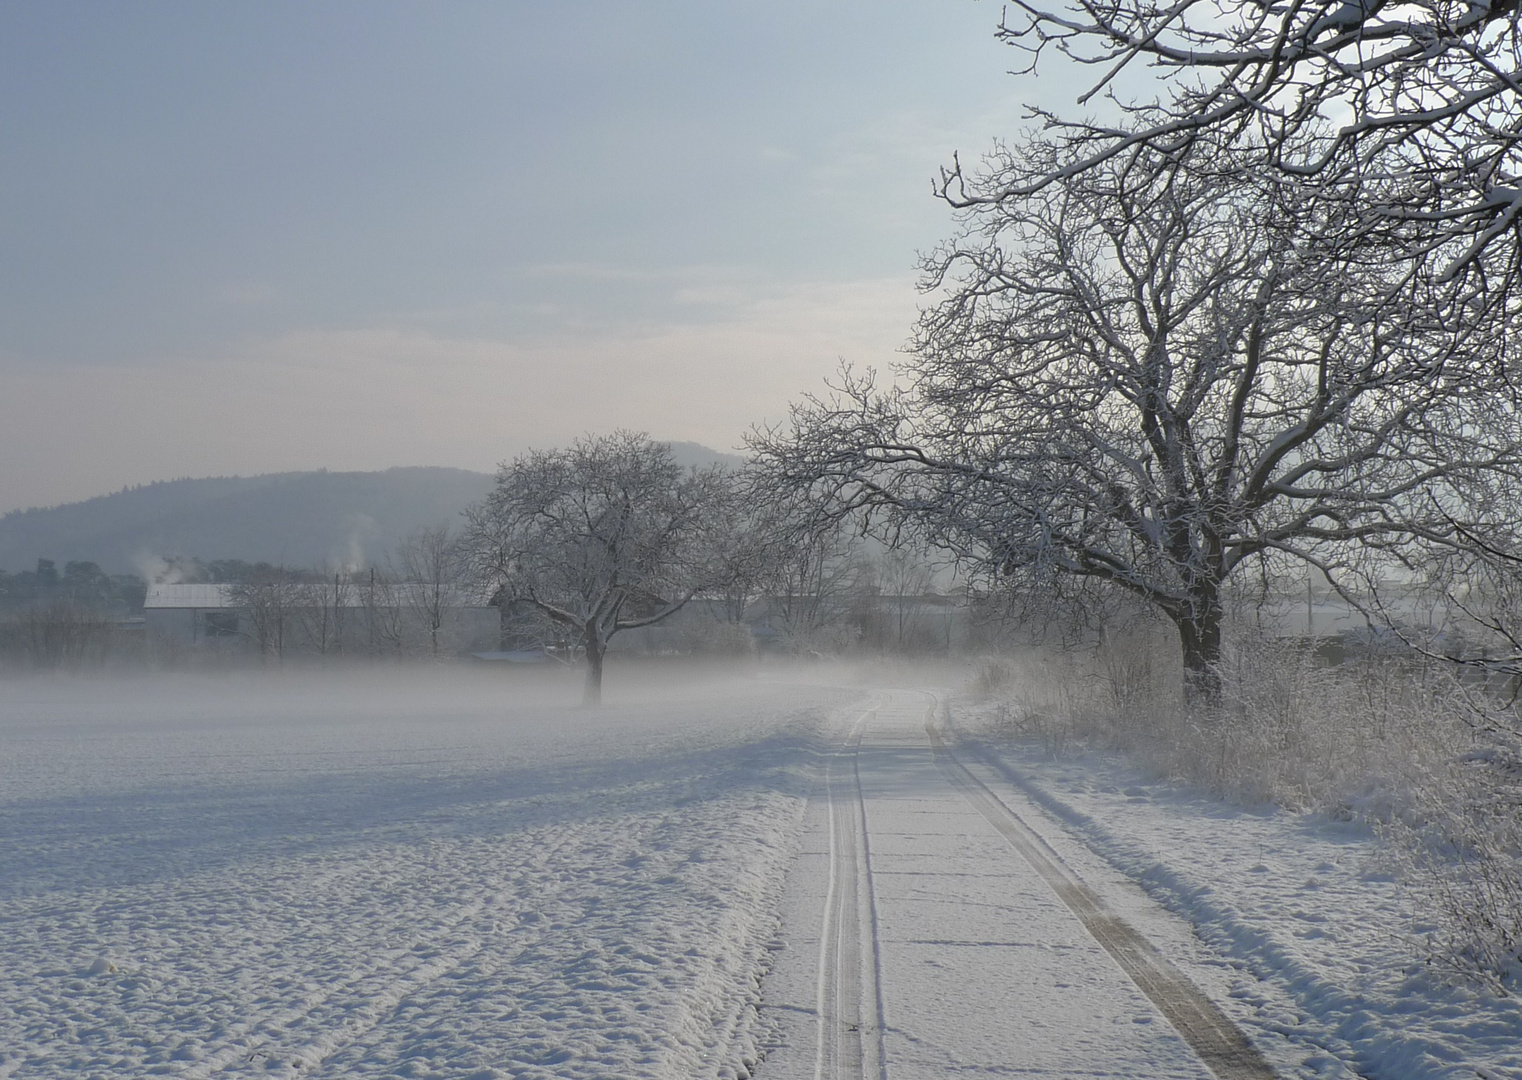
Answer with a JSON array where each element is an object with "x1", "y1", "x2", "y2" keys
[
  {"x1": 3, "y1": 660, "x2": 1520, "y2": 1079},
  {"x1": 0, "y1": 664, "x2": 854, "y2": 1077}
]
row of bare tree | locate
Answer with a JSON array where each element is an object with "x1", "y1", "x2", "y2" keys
[
  {"x1": 456, "y1": 432, "x2": 960, "y2": 702},
  {"x1": 736, "y1": 0, "x2": 1522, "y2": 983},
  {"x1": 220, "y1": 525, "x2": 481, "y2": 661},
  {"x1": 448, "y1": 0, "x2": 1522, "y2": 712},
  {"x1": 750, "y1": 136, "x2": 1522, "y2": 704},
  {"x1": 188, "y1": 443, "x2": 951, "y2": 686}
]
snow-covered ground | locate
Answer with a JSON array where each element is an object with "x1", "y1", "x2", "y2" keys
[
  {"x1": 948, "y1": 700, "x2": 1522, "y2": 1080},
  {"x1": 0, "y1": 666, "x2": 850, "y2": 1079},
  {"x1": 759, "y1": 689, "x2": 1232, "y2": 1080},
  {"x1": 6, "y1": 667, "x2": 1520, "y2": 1080}
]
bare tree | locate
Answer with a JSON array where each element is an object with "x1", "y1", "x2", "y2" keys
[
  {"x1": 754, "y1": 144, "x2": 1522, "y2": 700},
  {"x1": 226, "y1": 572, "x2": 303, "y2": 662},
  {"x1": 875, "y1": 547, "x2": 937, "y2": 652},
  {"x1": 727, "y1": 474, "x2": 877, "y2": 654},
  {"x1": 462, "y1": 432, "x2": 725, "y2": 704},
  {"x1": 970, "y1": 0, "x2": 1522, "y2": 289},
  {"x1": 360, "y1": 567, "x2": 407, "y2": 657},
  {"x1": 295, "y1": 570, "x2": 352, "y2": 657},
  {"x1": 704, "y1": 479, "x2": 778, "y2": 627},
  {"x1": 394, "y1": 525, "x2": 465, "y2": 659},
  {"x1": 764, "y1": 512, "x2": 871, "y2": 655}
]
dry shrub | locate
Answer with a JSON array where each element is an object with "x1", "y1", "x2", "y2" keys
[
  {"x1": 976, "y1": 626, "x2": 1522, "y2": 987},
  {"x1": 971, "y1": 656, "x2": 1018, "y2": 698},
  {"x1": 1002, "y1": 626, "x2": 1448, "y2": 811},
  {"x1": 1203, "y1": 634, "x2": 1446, "y2": 813},
  {"x1": 1380, "y1": 694, "x2": 1522, "y2": 990}
]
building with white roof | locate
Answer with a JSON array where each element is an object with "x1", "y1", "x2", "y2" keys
[{"x1": 143, "y1": 582, "x2": 497, "y2": 655}]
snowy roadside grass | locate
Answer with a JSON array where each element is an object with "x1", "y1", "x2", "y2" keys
[
  {"x1": 0, "y1": 668, "x2": 851, "y2": 1079},
  {"x1": 977, "y1": 638, "x2": 1522, "y2": 990},
  {"x1": 952, "y1": 700, "x2": 1522, "y2": 1080}
]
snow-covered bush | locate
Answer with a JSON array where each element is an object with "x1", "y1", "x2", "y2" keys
[
  {"x1": 1382, "y1": 694, "x2": 1522, "y2": 989},
  {"x1": 979, "y1": 631, "x2": 1522, "y2": 986}
]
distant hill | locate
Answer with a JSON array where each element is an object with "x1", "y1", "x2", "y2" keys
[
  {"x1": 0, "y1": 468, "x2": 497, "y2": 576},
  {"x1": 0, "y1": 443, "x2": 746, "y2": 576},
  {"x1": 665, "y1": 441, "x2": 746, "y2": 472}
]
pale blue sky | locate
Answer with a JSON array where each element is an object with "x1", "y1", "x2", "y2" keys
[{"x1": 0, "y1": 1, "x2": 1088, "y2": 511}]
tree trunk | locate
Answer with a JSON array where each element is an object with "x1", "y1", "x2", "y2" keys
[
  {"x1": 1176, "y1": 602, "x2": 1223, "y2": 705},
  {"x1": 582, "y1": 631, "x2": 605, "y2": 707}
]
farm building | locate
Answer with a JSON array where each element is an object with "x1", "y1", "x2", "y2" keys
[{"x1": 143, "y1": 582, "x2": 498, "y2": 656}]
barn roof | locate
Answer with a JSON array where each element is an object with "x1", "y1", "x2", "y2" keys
[
  {"x1": 144, "y1": 583, "x2": 236, "y2": 609},
  {"x1": 144, "y1": 582, "x2": 493, "y2": 610}
]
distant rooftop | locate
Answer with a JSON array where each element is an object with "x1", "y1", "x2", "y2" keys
[
  {"x1": 144, "y1": 583, "x2": 236, "y2": 609},
  {"x1": 144, "y1": 582, "x2": 492, "y2": 609}
]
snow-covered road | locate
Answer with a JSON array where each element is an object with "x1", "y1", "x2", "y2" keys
[
  {"x1": 762, "y1": 689, "x2": 1273, "y2": 1080},
  {"x1": 759, "y1": 685, "x2": 1522, "y2": 1080}
]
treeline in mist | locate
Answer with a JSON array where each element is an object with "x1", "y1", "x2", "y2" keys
[{"x1": 0, "y1": 442, "x2": 985, "y2": 672}]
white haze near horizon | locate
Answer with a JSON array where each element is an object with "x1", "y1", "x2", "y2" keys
[
  {"x1": 7, "y1": 661, "x2": 1522, "y2": 1077},
  {"x1": 0, "y1": 2, "x2": 1118, "y2": 516}
]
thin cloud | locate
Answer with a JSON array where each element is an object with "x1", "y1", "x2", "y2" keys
[{"x1": 0, "y1": 275, "x2": 919, "y2": 513}]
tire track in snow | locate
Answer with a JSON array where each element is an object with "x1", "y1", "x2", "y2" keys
[
  {"x1": 815, "y1": 705, "x2": 886, "y2": 1080},
  {"x1": 922, "y1": 698, "x2": 1279, "y2": 1080}
]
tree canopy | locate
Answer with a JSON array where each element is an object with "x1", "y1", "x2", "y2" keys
[
  {"x1": 462, "y1": 432, "x2": 727, "y2": 704},
  {"x1": 755, "y1": 141, "x2": 1522, "y2": 698},
  {"x1": 979, "y1": 0, "x2": 1522, "y2": 290}
]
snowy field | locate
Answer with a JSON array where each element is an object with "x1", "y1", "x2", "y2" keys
[{"x1": 0, "y1": 666, "x2": 851, "y2": 1079}]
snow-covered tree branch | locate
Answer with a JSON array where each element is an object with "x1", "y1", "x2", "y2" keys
[
  {"x1": 964, "y1": 0, "x2": 1522, "y2": 290},
  {"x1": 755, "y1": 140, "x2": 1522, "y2": 700},
  {"x1": 461, "y1": 432, "x2": 729, "y2": 704}
]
